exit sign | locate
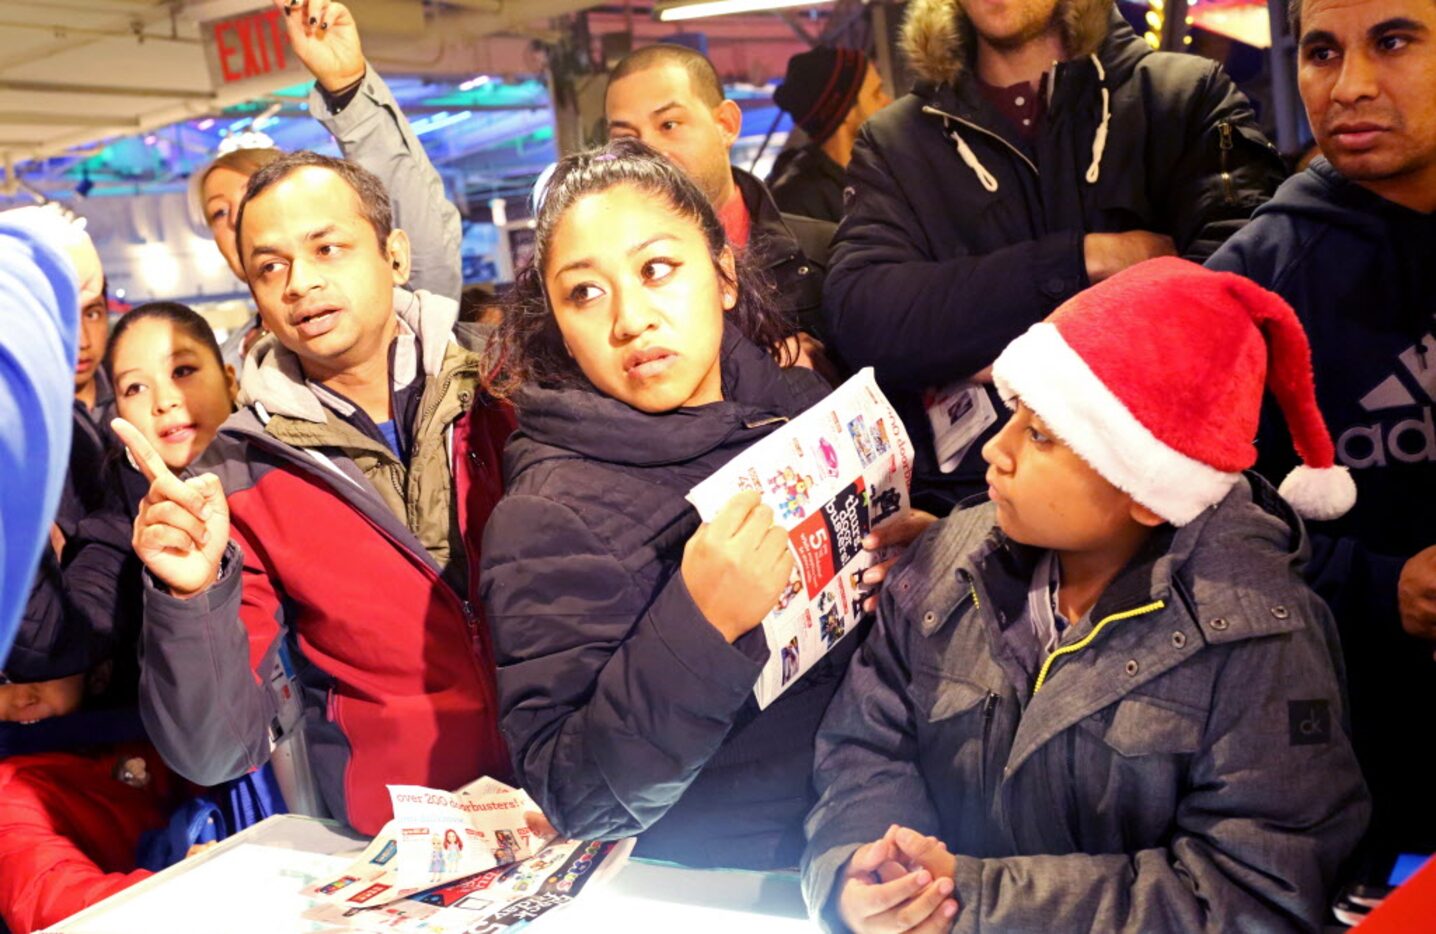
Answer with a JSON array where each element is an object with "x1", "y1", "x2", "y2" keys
[{"x1": 202, "y1": 7, "x2": 305, "y2": 86}]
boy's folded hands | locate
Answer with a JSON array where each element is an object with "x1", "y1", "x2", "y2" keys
[{"x1": 839, "y1": 825, "x2": 959, "y2": 934}]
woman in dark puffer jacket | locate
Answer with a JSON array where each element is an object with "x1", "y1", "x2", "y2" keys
[{"x1": 481, "y1": 140, "x2": 867, "y2": 870}]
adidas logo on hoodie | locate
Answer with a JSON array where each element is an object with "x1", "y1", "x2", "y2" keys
[{"x1": 1338, "y1": 332, "x2": 1436, "y2": 468}]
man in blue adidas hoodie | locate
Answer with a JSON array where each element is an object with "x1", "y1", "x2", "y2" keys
[{"x1": 1207, "y1": 0, "x2": 1436, "y2": 862}]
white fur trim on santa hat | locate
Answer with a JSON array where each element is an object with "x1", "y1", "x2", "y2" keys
[
  {"x1": 991, "y1": 323, "x2": 1241, "y2": 527},
  {"x1": 1277, "y1": 464, "x2": 1357, "y2": 521}
]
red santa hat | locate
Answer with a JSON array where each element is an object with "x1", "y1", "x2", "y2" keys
[{"x1": 991, "y1": 257, "x2": 1355, "y2": 526}]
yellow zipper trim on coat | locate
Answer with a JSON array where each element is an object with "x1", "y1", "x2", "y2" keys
[{"x1": 1031, "y1": 600, "x2": 1167, "y2": 695}]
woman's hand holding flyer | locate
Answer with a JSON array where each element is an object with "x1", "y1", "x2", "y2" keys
[
  {"x1": 857, "y1": 510, "x2": 939, "y2": 613},
  {"x1": 682, "y1": 490, "x2": 796, "y2": 643}
]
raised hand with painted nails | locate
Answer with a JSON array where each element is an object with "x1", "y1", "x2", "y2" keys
[
  {"x1": 272, "y1": 0, "x2": 364, "y2": 93},
  {"x1": 856, "y1": 510, "x2": 938, "y2": 613}
]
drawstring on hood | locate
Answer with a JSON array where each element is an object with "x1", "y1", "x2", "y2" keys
[
  {"x1": 940, "y1": 114, "x2": 1000, "y2": 193},
  {"x1": 931, "y1": 55, "x2": 1109, "y2": 194},
  {"x1": 1085, "y1": 53, "x2": 1110, "y2": 183},
  {"x1": 956, "y1": 129, "x2": 1001, "y2": 192}
]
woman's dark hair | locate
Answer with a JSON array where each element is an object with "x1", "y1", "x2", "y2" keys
[
  {"x1": 104, "y1": 301, "x2": 226, "y2": 379},
  {"x1": 489, "y1": 138, "x2": 795, "y2": 397}
]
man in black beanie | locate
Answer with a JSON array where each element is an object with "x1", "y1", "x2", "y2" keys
[{"x1": 770, "y1": 48, "x2": 892, "y2": 223}]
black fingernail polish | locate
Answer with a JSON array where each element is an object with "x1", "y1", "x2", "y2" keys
[
  {"x1": 320, "y1": 21, "x2": 327, "y2": 28},
  {"x1": 309, "y1": 16, "x2": 317, "y2": 24}
]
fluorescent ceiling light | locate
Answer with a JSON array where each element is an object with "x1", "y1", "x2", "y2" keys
[{"x1": 657, "y1": 0, "x2": 830, "y2": 22}]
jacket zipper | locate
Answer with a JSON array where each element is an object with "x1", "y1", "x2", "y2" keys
[
  {"x1": 979, "y1": 691, "x2": 998, "y2": 803},
  {"x1": 367, "y1": 511, "x2": 493, "y2": 686},
  {"x1": 404, "y1": 363, "x2": 473, "y2": 523},
  {"x1": 297, "y1": 412, "x2": 494, "y2": 821},
  {"x1": 1218, "y1": 121, "x2": 1236, "y2": 205},
  {"x1": 1031, "y1": 599, "x2": 1167, "y2": 694},
  {"x1": 460, "y1": 598, "x2": 488, "y2": 658},
  {"x1": 389, "y1": 466, "x2": 406, "y2": 510},
  {"x1": 922, "y1": 105, "x2": 1039, "y2": 177},
  {"x1": 242, "y1": 431, "x2": 494, "y2": 692},
  {"x1": 418, "y1": 364, "x2": 473, "y2": 436}
]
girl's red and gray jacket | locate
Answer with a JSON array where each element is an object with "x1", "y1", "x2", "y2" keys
[{"x1": 136, "y1": 289, "x2": 514, "y2": 835}]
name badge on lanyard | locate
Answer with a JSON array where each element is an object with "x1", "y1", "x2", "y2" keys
[{"x1": 923, "y1": 380, "x2": 998, "y2": 473}]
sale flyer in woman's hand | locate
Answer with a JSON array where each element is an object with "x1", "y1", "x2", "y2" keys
[{"x1": 688, "y1": 369, "x2": 914, "y2": 709}]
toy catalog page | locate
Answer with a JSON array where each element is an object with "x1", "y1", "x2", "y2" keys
[{"x1": 688, "y1": 368, "x2": 914, "y2": 709}]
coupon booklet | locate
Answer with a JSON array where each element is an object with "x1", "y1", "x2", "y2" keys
[
  {"x1": 687, "y1": 368, "x2": 913, "y2": 708},
  {"x1": 302, "y1": 778, "x2": 631, "y2": 932}
]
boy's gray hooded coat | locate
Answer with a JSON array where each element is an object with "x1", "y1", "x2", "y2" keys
[{"x1": 803, "y1": 477, "x2": 1369, "y2": 932}]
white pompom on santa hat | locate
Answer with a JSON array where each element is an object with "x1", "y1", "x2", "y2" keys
[{"x1": 992, "y1": 256, "x2": 1355, "y2": 527}]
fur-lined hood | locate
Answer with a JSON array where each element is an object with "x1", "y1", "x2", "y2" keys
[{"x1": 902, "y1": 0, "x2": 1116, "y2": 84}]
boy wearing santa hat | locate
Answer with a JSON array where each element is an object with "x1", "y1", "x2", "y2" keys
[{"x1": 802, "y1": 257, "x2": 1370, "y2": 934}]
